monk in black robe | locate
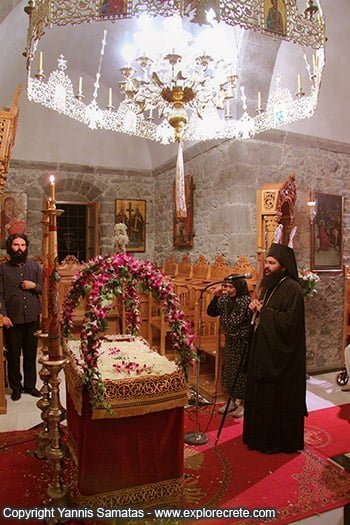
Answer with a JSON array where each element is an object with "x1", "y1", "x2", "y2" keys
[{"x1": 243, "y1": 242, "x2": 307, "y2": 454}]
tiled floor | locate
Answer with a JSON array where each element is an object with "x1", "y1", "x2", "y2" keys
[{"x1": 0, "y1": 371, "x2": 348, "y2": 524}]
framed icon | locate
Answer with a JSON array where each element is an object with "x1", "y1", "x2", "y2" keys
[
  {"x1": 115, "y1": 199, "x2": 146, "y2": 253},
  {"x1": 264, "y1": 0, "x2": 286, "y2": 36},
  {"x1": 311, "y1": 192, "x2": 343, "y2": 272},
  {"x1": 0, "y1": 192, "x2": 27, "y2": 249}
]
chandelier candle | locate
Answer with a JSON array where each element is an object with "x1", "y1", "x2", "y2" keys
[{"x1": 24, "y1": 0, "x2": 326, "y2": 144}]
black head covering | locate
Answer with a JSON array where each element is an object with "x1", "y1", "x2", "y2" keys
[
  {"x1": 267, "y1": 243, "x2": 299, "y2": 281},
  {"x1": 224, "y1": 275, "x2": 250, "y2": 296}
]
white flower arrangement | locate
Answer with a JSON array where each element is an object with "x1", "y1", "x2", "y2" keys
[
  {"x1": 298, "y1": 268, "x2": 320, "y2": 297},
  {"x1": 114, "y1": 222, "x2": 129, "y2": 253},
  {"x1": 67, "y1": 337, "x2": 177, "y2": 380}
]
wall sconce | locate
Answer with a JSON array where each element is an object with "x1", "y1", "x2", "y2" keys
[{"x1": 307, "y1": 193, "x2": 317, "y2": 223}]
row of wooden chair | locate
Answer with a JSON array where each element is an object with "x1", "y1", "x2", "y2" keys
[
  {"x1": 162, "y1": 253, "x2": 258, "y2": 286},
  {"x1": 149, "y1": 254, "x2": 257, "y2": 354}
]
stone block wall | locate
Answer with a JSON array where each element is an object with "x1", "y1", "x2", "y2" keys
[
  {"x1": 153, "y1": 131, "x2": 350, "y2": 373},
  {"x1": 6, "y1": 130, "x2": 350, "y2": 374},
  {"x1": 6, "y1": 161, "x2": 155, "y2": 259}
]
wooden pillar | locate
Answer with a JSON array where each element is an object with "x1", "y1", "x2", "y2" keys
[
  {"x1": 0, "y1": 86, "x2": 20, "y2": 193},
  {"x1": 256, "y1": 175, "x2": 297, "y2": 280},
  {"x1": 0, "y1": 86, "x2": 21, "y2": 415}
]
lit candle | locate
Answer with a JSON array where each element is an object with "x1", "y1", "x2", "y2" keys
[
  {"x1": 78, "y1": 76, "x2": 83, "y2": 94},
  {"x1": 108, "y1": 87, "x2": 112, "y2": 107},
  {"x1": 258, "y1": 91, "x2": 262, "y2": 109},
  {"x1": 297, "y1": 74, "x2": 302, "y2": 92},
  {"x1": 49, "y1": 175, "x2": 55, "y2": 202},
  {"x1": 39, "y1": 51, "x2": 43, "y2": 72}
]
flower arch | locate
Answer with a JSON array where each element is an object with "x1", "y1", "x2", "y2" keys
[{"x1": 62, "y1": 253, "x2": 196, "y2": 404}]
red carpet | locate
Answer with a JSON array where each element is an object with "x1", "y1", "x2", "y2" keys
[{"x1": 1, "y1": 404, "x2": 350, "y2": 524}]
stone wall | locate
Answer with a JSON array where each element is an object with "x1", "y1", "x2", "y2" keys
[
  {"x1": 6, "y1": 160, "x2": 154, "y2": 259},
  {"x1": 6, "y1": 130, "x2": 350, "y2": 374},
  {"x1": 153, "y1": 131, "x2": 350, "y2": 373}
]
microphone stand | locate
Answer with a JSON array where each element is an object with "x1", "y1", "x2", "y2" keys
[{"x1": 184, "y1": 280, "x2": 226, "y2": 446}]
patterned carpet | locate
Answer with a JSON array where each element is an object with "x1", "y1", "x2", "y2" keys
[{"x1": 1, "y1": 404, "x2": 350, "y2": 524}]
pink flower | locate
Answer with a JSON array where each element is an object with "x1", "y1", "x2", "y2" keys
[{"x1": 61, "y1": 253, "x2": 197, "y2": 406}]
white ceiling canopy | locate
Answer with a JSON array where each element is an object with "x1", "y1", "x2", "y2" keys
[{"x1": 24, "y1": 0, "x2": 326, "y2": 145}]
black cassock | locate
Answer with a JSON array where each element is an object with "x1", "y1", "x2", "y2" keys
[{"x1": 243, "y1": 276, "x2": 308, "y2": 454}]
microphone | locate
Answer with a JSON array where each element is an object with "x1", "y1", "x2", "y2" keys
[
  {"x1": 226, "y1": 272, "x2": 253, "y2": 281},
  {"x1": 199, "y1": 272, "x2": 253, "y2": 294}
]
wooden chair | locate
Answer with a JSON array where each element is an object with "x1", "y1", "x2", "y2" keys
[
  {"x1": 162, "y1": 255, "x2": 178, "y2": 278},
  {"x1": 191, "y1": 286, "x2": 225, "y2": 401},
  {"x1": 191, "y1": 255, "x2": 211, "y2": 284},
  {"x1": 174, "y1": 254, "x2": 192, "y2": 283},
  {"x1": 58, "y1": 255, "x2": 124, "y2": 336},
  {"x1": 58, "y1": 256, "x2": 85, "y2": 333},
  {"x1": 231, "y1": 255, "x2": 258, "y2": 295},
  {"x1": 208, "y1": 254, "x2": 231, "y2": 281},
  {"x1": 148, "y1": 283, "x2": 194, "y2": 356}
]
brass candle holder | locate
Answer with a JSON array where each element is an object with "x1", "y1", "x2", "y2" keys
[
  {"x1": 33, "y1": 332, "x2": 51, "y2": 459},
  {"x1": 41, "y1": 181, "x2": 69, "y2": 509},
  {"x1": 44, "y1": 356, "x2": 69, "y2": 508},
  {"x1": 32, "y1": 200, "x2": 51, "y2": 459}
]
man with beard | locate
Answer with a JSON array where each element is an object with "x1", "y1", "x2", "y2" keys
[
  {"x1": 242, "y1": 242, "x2": 307, "y2": 454},
  {"x1": 0, "y1": 234, "x2": 42, "y2": 401}
]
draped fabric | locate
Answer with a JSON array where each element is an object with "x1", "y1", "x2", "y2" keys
[
  {"x1": 175, "y1": 141, "x2": 187, "y2": 219},
  {"x1": 66, "y1": 391, "x2": 184, "y2": 496},
  {"x1": 243, "y1": 277, "x2": 307, "y2": 453}
]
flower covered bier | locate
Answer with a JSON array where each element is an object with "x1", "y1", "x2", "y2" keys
[
  {"x1": 61, "y1": 253, "x2": 197, "y2": 407},
  {"x1": 67, "y1": 337, "x2": 178, "y2": 380},
  {"x1": 298, "y1": 267, "x2": 320, "y2": 297}
]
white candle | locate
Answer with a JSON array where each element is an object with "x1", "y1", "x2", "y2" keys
[
  {"x1": 108, "y1": 87, "x2": 112, "y2": 107},
  {"x1": 78, "y1": 76, "x2": 83, "y2": 93},
  {"x1": 297, "y1": 74, "x2": 302, "y2": 92},
  {"x1": 49, "y1": 175, "x2": 55, "y2": 202},
  {"x1": 39, "y1": 51, "x2": 43, "y2": 72},
  {"x1": 258, "y1": 91, "x2": 262, "y2": 109}
]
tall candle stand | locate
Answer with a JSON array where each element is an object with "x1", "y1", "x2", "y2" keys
[
  {"x1": 43, "y1": 186, "x2": 69, "y2": 508},
  {"x1": 33, "y1": 200, "x2": 51, "y2": 459}
]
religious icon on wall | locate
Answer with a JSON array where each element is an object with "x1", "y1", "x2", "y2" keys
[
  {"x1": 115, "y1": 199, "x2": 146, "y2": 252},
  {"x1": 173, "y1": 174, "x2": 194, "y2": 249},
  {"x1": 100, "y1": 0, "x2": 129, "y2": 16},
  {"x1": 311, "y1": 192, "x2": 343, "y2": 272},
  {"x1": 0, "y1": 192, "x2": 27, "y2": 249},
  {"x1": 264, "y1": 0, "x2": 286, "y2": 36},
  {"x1": 184, "y1": 0, "x2": 220, "y2": 24}
]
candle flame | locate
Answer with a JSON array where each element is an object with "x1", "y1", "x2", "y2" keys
[{"x1": 49, "y1": 175, "x2": 55, "y2": 184}]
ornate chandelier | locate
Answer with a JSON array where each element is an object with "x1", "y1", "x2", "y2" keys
[{"x1": 24, "y1": 1, "x2": 326, "y2": 146}]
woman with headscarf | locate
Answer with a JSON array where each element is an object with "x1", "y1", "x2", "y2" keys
[{"x1": 207, "y1": 275, "x2": 252, "y2": 418}]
